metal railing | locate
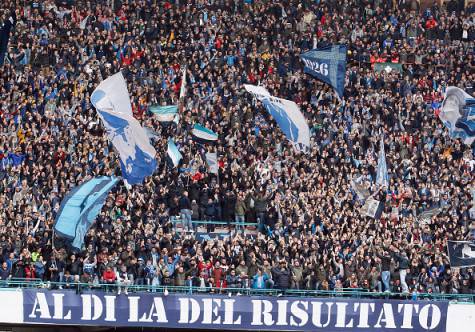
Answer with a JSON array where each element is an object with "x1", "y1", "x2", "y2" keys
[
  {"x1": 1, "y1": 278, "x2": 474, "y2": 303},
  {"x1": 170, "y1": 216, "x2": 258, "y2": 227}
]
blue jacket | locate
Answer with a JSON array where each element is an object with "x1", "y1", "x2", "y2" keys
[{"x1": 252, "y1": 273, "x2": 269, "y2": 289}]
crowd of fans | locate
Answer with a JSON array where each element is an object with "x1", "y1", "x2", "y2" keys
[{"x1": 0, "y1": 0, "x2": 475, "y2": 297}]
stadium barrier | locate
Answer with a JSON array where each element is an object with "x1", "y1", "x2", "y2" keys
[
  {"x1": 170, "y1": 216, "x2": 258, "y2": 227},
  {"x1": 0, "y1": 286, "x2": 472, "y2": 331},
  {"x1": 0, "y1": 279, "x2": 474, "y2": 303}
]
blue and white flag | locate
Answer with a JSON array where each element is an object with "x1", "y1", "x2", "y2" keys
[
  {"x1": 205, "y1": 152, "x2": 218, "y2": 174},
  {"x1": 376, "y1": 138, "x2": 389, "y2": 187},
  {"x1": 448, "y1": 241, "x2": 475, "y2": 268},
  {"x1": 440, "y1": 86, "x2": 475, "y2": 146},
  {"x1": 351, "y1": 178, "x2": 370, "y2": 201},
  {"x1": 243, "y1": 84, "x2": 271, "y2": 100},
  {"x1": 300, "y1": 44, "x2": 347, "y2": 98},
  {"x1": 192, "y1": 124, "x2": 218, "y2": 144},
  {"x1": 167, "y1": 139, "x2": 182, "y2": 167},
  {"x1": 244, "y1": 85, "x2": 310, "y2": 152},
  {"x1": 91, "y1": 72, "x2": 157, "y2": 185},
  {"x1": 54, "y1": 177, "x2": 119, "y2": 250},
  {"x1": 150, "y1": 105, "x2": 178, "y2": 122}
]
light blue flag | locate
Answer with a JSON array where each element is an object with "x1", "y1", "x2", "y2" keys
[
  {"x1": 244, "y1": 85, "x2": 310, "y2": 152},
  {"x1": 440, "y1": 86, "x2": 475, "y2": 146},
  {"x1": 300, "y1": 44, "x2": 347, "y2": 98},
  {"x1": 54, "y1": 177, "x2": 119, "y2": 249},
  {"x1": 167, "y1": 138, "x2": 182, "y2": 167},
  {"x1": 376, "y1": 139, "x2": 389, "y2": 187},
  {"x1": 192, "y1": 124, "x2": 218, "y2": 144},
  {"x1": 150, "y1": 105, "x2": 178, "y2": 122},
  {"x1": 91, "y1": 72, "x2": 157, "y2": 185}
]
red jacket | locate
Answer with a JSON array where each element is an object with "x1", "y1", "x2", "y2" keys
[
  {"x1": 103, "y1": 270, "x2": 116, "y2": 282},
  {"x1": 425, "y1": 18, "x2": 437, "y2": 30},
  {"x1": 25, "y1": 266, "x2": 36, "y2": 280}
]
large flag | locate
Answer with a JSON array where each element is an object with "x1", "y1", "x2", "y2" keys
[
  {"x1": 244, "y1": 85, "x2": 310, "y2": 152},
  {"x1": 447, "y1": 241, "x2": 475, "y2": 268},
  {"x1": 192, "y1": 124, "x2": 218, "y2": 144},
  {"x1": 205, "y1": 152, "x2": 218, "y2": 174},
  {"x1": 376, "y1": 139, "x2": 389, "y2": 187},
  {"x1": 91, "y1": 72, "x2": 157, "y2": 185},
  {"x1": 300, "y1": 44, "x2": 347, "y2": 98},
  {"x1": 243, "y1": 84, "x2": 271, "y2": 100},
  {"x1": 54, "y1": 177, "x2": 119, "y2": 250},
  {"x1": 0, "y1": 12, "x2": 16, "y2": 65},
  {"x1": 361, "y1": 198, "x2": 384, "y2": 219},
  {"x1": 440, "y1": 86, "x2": 475, "y2": 146},
  {"x1": 150, "y1": 105, "x2": 178, "y2": 122},
  {"x1": 167, "y1": 138, "x2": 182, "y2": 167}
]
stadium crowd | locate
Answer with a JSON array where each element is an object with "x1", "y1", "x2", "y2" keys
[{"x1": 0, "y1": 0, "x2": 475, "y2": 296}]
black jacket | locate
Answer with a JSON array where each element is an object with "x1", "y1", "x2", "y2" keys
[
  {"x1": 377, "y1": 253, "x2": 392, "y2": 271},
  {"x1": 0, "y1": 267, "x2": 10, "y2": 280},
  {"x1": 179, "y1": 196, "x2": 192, "y2": 210},
  {"x1": 272, "y1": 267, "x2": 291, "y2": 289}
]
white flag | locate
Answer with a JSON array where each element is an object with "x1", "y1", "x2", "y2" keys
[
  {"x1": 205, "y1": 152, "x2": 218, "y2": 174},
  {"x1": 179, "y1": 66, "x2": 187, "y2": 99},
  {"x1": 361, "y1": 198, "x2": 383, "y2": 219},
  {"x1": 79, "y1": 16, "x2": 89, "y2": 30}
]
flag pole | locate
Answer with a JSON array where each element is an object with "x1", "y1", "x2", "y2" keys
[
  {"x1": 186, "y1": 146, "x2": 192, "y2": 190},
  {"x1": 216, "y1": 149, "x2": 220, "y2": 187}
]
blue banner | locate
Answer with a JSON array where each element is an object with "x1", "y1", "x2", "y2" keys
[
  {"x1": 440, "y1": 86, "x2": 475, "y2": 146},
  {"x1": 23, "y1": 289, "x2": 448, "y2": 331},
  {"x1": 300, "y1": 44, "x2": 347, "y2": 98},
  {"x1": 447, "y1": 241, "x2": 475, "y2": 268},
  {"x1": 54, "y1": 177, "x2": 119, "y2": 249}
]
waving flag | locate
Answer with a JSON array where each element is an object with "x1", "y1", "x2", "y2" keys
[
  {"x1": 417, "y1": 206, "x2": 442, "y2": 224},
  {"x1": 91, "y1": 72, "x2": 157, "y2": 184},
  {"x1": 54, "y1": 177, "x2": 119, "y2": 250},
  {"x1": 192, "y1": 124, "x2": 218, "y2": 144},
  {"x1": 243, "y1": 84, "x2": 271, "y2": 100},
  {"x1": 376, "y1": 138, "x2": 389, "y2": 187},
  {"x1": 205, "y1": 152, "x2": 219, "y2": 174},
  {"x1": 167, "y1": 139, "x2": 182, "y2": 167},
  {"x1": 440, "y1": 87, "x2": 475, "y2": 146},
  {"x1": 300, "y1": 44, "x2": 347, "y2": 98},
  {"x1": 244, "y1": 85, "x2": 310, "y2": 152},
  {"x1": 448, "y1": 241, "x2": 475, "y2": 267},
  {"x1": 351, "y1": 178, "x2": 370, "y2": 201},
  {"x1": 150, "y1": 105, "x2": 178, "y2": 122},
  {"x1": 79, "y1": 15, "x2": 89, "y2": 30}
]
